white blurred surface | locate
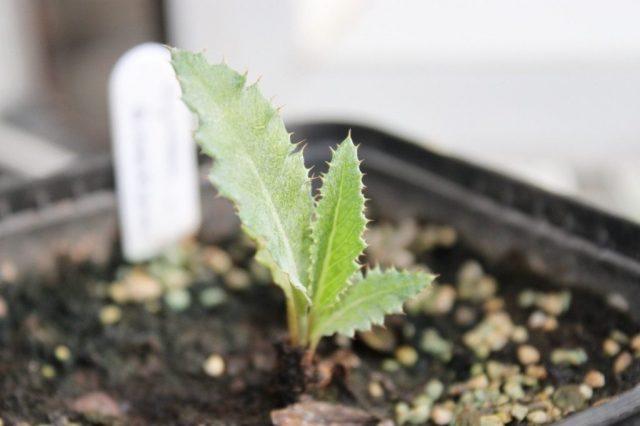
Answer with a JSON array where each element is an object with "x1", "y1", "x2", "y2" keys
[
  {"x1": 0, "y1": 1, "x2": 37, "y2": 115},
  {"x1": 0, "y1": 1, "x2": 638, "y2": 222},
  {"x1": 166, "y1": 0, "x2": 640, "y2": 221}
]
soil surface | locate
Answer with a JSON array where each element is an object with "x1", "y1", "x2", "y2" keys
[{"x1": 0, "y1": 220, "x2": 639, "y2": 425}]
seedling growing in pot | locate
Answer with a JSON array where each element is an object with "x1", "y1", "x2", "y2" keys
[{"x1": 170, "y1": 49, "x2": 434, "y2": 351}]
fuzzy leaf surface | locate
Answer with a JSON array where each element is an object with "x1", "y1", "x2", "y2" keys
[
  {"x1": 171, "y1": 49, "x2": 313, "y2": 301},
  {"x1": 310, "y1": 137, "x2": 367, "y2": 310},
  {"x1": 310, "y1": 267, "x2": 434, "y2": 342}
]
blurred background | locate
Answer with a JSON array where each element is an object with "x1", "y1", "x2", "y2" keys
[{"x1": 1, "y1": 0, "x2": 639, "y2": 222}]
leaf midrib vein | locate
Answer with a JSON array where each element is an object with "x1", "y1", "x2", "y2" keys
[{"x1": 314, "y1": 158, "x2": 348, "y2": 304}]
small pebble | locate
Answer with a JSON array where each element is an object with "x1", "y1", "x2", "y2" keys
[
  {"x1": 420, "y1": 328, "x2": 453, "y2": 361},
  {"x1": 424, "y1": 379, "x2": 444, "y2": 400},
  {"x1": 202, "y1": 246, "x2": 233, "y2": 274},
  {"x1": 610, "y1": 330, "x2": 629, "y2": 344},
  {"x1": 579, "y1": 384, "x2": 593, "y2": 400},
  {"x1": 510, "y1": 404, "x2": 529, "y2": 421},
  {"x1": 382, "y1": 359, "x2": 400, "y2": 372},
  {"x1": 422, "y1": 285, "x2": 456, "y2": 315},
  {"x1": 603, "y1": 338, "x2": 621, "y2": 357},
  {"x1": 463, "y1": 311, "x2": 513, "y2": 357},
  {"x1": 359, "y1": 326, "x2": 396, "y2": 353},
  {"x1": 41, "y1": 364, "x2": 56, "y2": 379},
  {"x1": 486, "y1": 361, "x2": 519, "y2": 381},
  {"x1": 607, "y1": 292, "x2": 629, "y2": 311},
  {"x1": 437, "y1": 226, "x2": 458, "y2": 247},
  {"x1": 417, "y1": 225, "x2": 457, "y2": 251},
  {"x1": 551, "y1": 348, "x2": 588, "y2": 366},
  {"x1": 122, "y1": 268, "x2": 163, "y2": 302},
  {"x1": 198, "y1": 287, "x2": 228, "y2": 307},
  {"x1": 225, "y1": 268, "x2": 251, "y2": 290},
  {"x1": 550, "y1": 407, "x2": 562, "y2": 421},
  {"x1": 203, "y1": 354, "x2": 225, "y2": 377},
  {"x1": 527, "y1": 410, "x2": 549, "y2": 424},
  {"x1": 511, "y1": 326, "x2": 528, "y2": 343},
  {"x1": 431, "y1": 404, "x2": 454, "y2": 425},
  {"x1": 584, "y1": 370, "x2": 605, "y2": 388},
  {"x1": 0, "y1": 261, "x2": 17, "y2": 283},
  {"x1": 527, "y1": 310, "x2": 558, "y2": 331},
  {"x1": 368, "y1": 381, "x2": 384, "y2": 399},
  {"x1": 470, "y1": 363, "x2": 484, "y2": 377},
  {"x1": 395, "y1": 346, "x2": 418, "y2": 367},
  {"x1": 631, "y1": 334, "x2": 640, "y2": 353},
  {"x1": 536, "y1": 291, "x2": 571, "y2": 316},
  {"x1": 165, "y1": 288, "x2": 191, "y2": 311},
  {"x1": 72, "y1": 391, "x2": 122, "y2": 418},
  {"x1": 553, "y1": 385, "x2": 588, "y2": 411},
  {"x1": 495, "y1": 410, "x2": 512, "y2": 424},
  {"x1": 458, "y1": 269, "x2": 496, "y2": 301},
  {"x1": 0, "y1": 296, "x2": 8, "y2": 318},
  {"x1": 475, "y1": 276, "x2": 498, "y2": 301},
  {"x1": 517, "y1": 345, "x2": 540, "y2": 365},
  {"x1": 504, "y1": 381, "x2": 525, "y2": 400},
  {"x1": 403, "y1": 323, "x2": 416, "y2": 339},
  {"x1": 479, "y1": 415, "x2": 504, "y2": 426},
  {"x1": 54, "y1": 345, "x2": 71, "y2": 362},
  {"x1": 407, "y1": 399, "x2": 431, "y2": 424},
  {"x1": 395, "y1": 402, "x2": 410, "y2": 425},
  {"x1": 456, "y1": 408, "x2": 481, "y2": 426},
  {"x1": 522, "y1": 374, "x2": 539, "y2": 387},
  {"x1": 468, "y1": 374, "x2": 489, "y2": 390},
  {"x1": 99, "y1": 305, "x2": 122, "y2": 325},
  {"x1": 526, "y1": 364, "x2": 547, "y2": 380},
  {"x1": 542, "y1": 316, "x2": 559, "y2": 332},
  {"x1": 518, "y1": 290, "x2": 537, "y2": 308},
  {"x1": 457, "y1": 261, "x2": 483, "y2": 286},
  {"x1": 614, "y1": 351, "x2": 632, "y2": 375},
  {"x1": 161, "y1": 266, "x2": 192, "y2": 291},
  {"x1": 527, "y1": 311, "x2": 547, "y2": 329}
]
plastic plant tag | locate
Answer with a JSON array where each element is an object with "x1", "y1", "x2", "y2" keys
[{"x1": 110, "y1": 43, "x2": 201, "y2": 262}]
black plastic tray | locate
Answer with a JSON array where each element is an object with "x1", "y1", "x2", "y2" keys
[{"x1": 0, "y1": 122, "x2": 639, "y2": 425}]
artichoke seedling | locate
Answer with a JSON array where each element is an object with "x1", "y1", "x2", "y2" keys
[{"x1": 171, "y1": 49, "x2": 434, "y2": 351}]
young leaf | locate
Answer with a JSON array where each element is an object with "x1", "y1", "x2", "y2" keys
[
  {"x1": 170, "y1": 50, "x2": 313, "y2": 306},
  {"x1": 309, "y1": 137, "x2": 367, "y2": 310},
  {"x1": 310, "y1": 267, "x2": 434, "y2": 343}
]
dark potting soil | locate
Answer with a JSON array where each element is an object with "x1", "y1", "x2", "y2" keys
[{"x1": 0, "y1": 221, "x2": 638, "y2": 425}]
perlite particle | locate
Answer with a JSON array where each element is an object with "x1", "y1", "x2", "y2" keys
[{"x1": 203, "y1": 354, "x2": 225, "y2": 377}]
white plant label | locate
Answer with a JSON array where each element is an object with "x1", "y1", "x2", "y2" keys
[{"x1": 110, "y1": 43, "x2": 201, "y2": 262}]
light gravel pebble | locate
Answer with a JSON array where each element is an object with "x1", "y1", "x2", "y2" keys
[
  {"x1": 614, "y1": 352, "x2": 632, "y2": 375},
  {"x1": 584, "y1": 370, "x2": 605, "y2": 388},
  {"x1": 203, "y1": 354, "x2": 225, "y2": 377},
  {"x1": 517, "y1": 345, "x2": 540, "y2": 365}
]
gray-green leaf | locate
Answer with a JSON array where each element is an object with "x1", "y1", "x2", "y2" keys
[
  {"x1": 310, "y1": 267, "x2": 434, "y2": 342},
  {"x1": 171, "y1": 50, "x2": 313, "y2": 302},
  {"x1": 310, "y1": 137, "x2": 367, "y2": 310}
]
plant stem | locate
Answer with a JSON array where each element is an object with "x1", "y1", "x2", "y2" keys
[
  {"x1": 286, "y1": 297, "x2": 300, "y2": 346},
  {"x1": 293, "y1": 290, "x2": 309, "y2": 347}
]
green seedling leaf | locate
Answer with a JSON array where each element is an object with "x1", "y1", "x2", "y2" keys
[
  {"x1": 310, "y1": 267, "x2": 435, "y2": 344},
  {"x1": 171, "y1": 50, "x2": 313, "y2": 341},
  {"x1": 310, "y1": 137, "x2": 367, "y2": 310},
  {"x1": 171, "y1": 48, "x2": 436, "y2": 350}
]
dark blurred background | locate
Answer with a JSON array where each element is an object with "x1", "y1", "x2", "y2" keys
[{"x1": 1, "y1": 0, "x2": 639, "y2": 221}]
